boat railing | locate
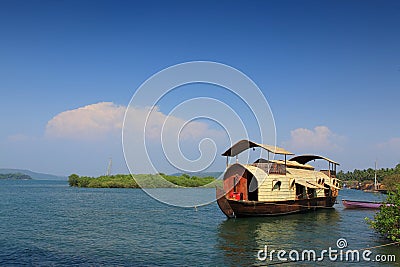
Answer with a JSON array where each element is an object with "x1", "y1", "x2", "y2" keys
[
  {"x1": 251, "y1": 162, "x2": 286, "y2": 175},
  {"x1": 320, "y1": 170, "x2": 336, "y2": 178}
]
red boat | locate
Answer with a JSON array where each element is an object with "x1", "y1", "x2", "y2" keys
[{"x1": 342, "y1": 199, "x2": 385, "y2": 209}]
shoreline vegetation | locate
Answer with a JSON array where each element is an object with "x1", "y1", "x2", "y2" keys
[
  {"x1": 338, "y1": 163, "x2": 400, "y2": 192},
  {"x1": 0, "y1": 173, "x2": 32, "y2": 180},
  {"x1": 339, "y1": 163, "x2": 400, "y2": 243},
  {"x1": 367, "y1": 185, "x2": 400, "y2": 243},
  {"x1": 67, "y1": 162, "x2": 400, "y2": 191},
  {"x1": 68, "y1": 173, "x2": 221, "y2": 188}
]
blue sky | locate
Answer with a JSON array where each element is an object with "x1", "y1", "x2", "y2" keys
[{"x1": 0, "y1": 0, "x2": 399, "y2": 176}]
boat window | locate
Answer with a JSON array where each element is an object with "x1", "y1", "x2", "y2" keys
[
  {"x1": 289, "y1": 178, "x2": 295, "y2": 189},
  {"x1": 333, "y1": 179, "x2": 339, "y2": 187},
  {"x1": 272, "y1": 180, "x2": 281, "y2": 191},
  {"x1": 307, "y1": 188, "x2": 316, "y2": 198},
  {"x1": 325, "y1": 187, "x2": 332, "y2": 197},
  {"x1": 296, "y1": 184, "x2": 306, "y2": 199}
]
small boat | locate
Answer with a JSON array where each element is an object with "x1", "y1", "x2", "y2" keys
[
  {"x1": 342, "y1": 199, "x2": 385, "y2": 209},
  {"x1": 216, "y1": 140, "x2": 341, "y2": 218}
]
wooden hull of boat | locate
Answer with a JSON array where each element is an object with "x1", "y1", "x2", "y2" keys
[
  {"x1": 216, "y1": 188, "x2": 337, "y2": 218},
  {"x1": 342, "y1": 199, "x2": 383, "y2": 209}
]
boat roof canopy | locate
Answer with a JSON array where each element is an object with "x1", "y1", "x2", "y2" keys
[
  {"x1": 221, "y1": 140, "x2": 294, "y2": 157},
  {"x1": 289, "y1": 155, "x2": 340, "y2": 166}
]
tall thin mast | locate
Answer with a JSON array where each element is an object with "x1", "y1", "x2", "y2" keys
[
  {"x1": 374, "y1": 160, "x2": 377, "y2": 191},
  {"x1": 106, "y1": 157, "x2": 112, "y2": 176}
]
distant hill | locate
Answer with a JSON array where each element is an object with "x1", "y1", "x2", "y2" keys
[
  {"x1": 0, "y1": 173, "x2": 32, "y2": 180},
  {"x1": 170, "y1": 172, "x2": 223, "y2": 178},
  {"x1": 0, "y1": 169, "x2": 66, "y2": 180}
]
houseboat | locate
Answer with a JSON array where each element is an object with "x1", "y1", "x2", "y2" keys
[{"x1": 216, "y1": 140, "x2": 340, "y2": 218}]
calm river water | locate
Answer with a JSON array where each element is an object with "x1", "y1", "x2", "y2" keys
[{"x1": 0, "y1": 180, "x2": 398, "y2": 266}]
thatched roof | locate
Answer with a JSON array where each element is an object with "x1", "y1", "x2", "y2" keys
[
  {"x1": 221, "y1": 140, "x2": 294, "y2": 157},
  {"x1": 289, "y1": 155, "x2": 339, "y2": 166},
  {"x1": 224, "y1": 163, "x2": 268, "y2": 182}
]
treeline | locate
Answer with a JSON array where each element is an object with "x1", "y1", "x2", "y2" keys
[
  {"x1": 0, "y1": 173, "x2": 32, "y2": 180},
  {"x1": 337, "y1": 163, "x2": 400, "y2": 192},
  {"x1": 337, "y1": 163, "x2": 400, "y2": 182},
  {"x1": 68, "y1": 173, "x2": 220, "y2": 188}
]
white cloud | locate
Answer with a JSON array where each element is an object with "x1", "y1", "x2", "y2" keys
[
  {"x1": 45, "y1": 102, "x2": 224, "y2": 142},
  {"x1": 45, "y1": 102, "x2": 126, "y2": 140},
  {"x1": 122, "y1": 105, "x2": 227, "y2": 174},
  {"x1": 283, "y1": 126, "x2": 344, "y2": 153},
  {"x1": 43, "y1": 101, "x2": 227, "y2": 173}
]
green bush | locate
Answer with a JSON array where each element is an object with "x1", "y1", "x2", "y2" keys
[
  {"x1": 68, "y1": 174, "x2": 79, "y2": 186},
  {"x1": 367, "y1": 185, "x2": 400, "y2": 242},
  {"x1": 67, "y1": 173, "x2": 218, "y2": 188},
  {"x1": 382, "y1": 174, "x2": 400, "y2": 192}
]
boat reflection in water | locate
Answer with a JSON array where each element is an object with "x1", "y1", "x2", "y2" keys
[{"x1": 216, "y1": 209, "x2": 341, "y2": 266}]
